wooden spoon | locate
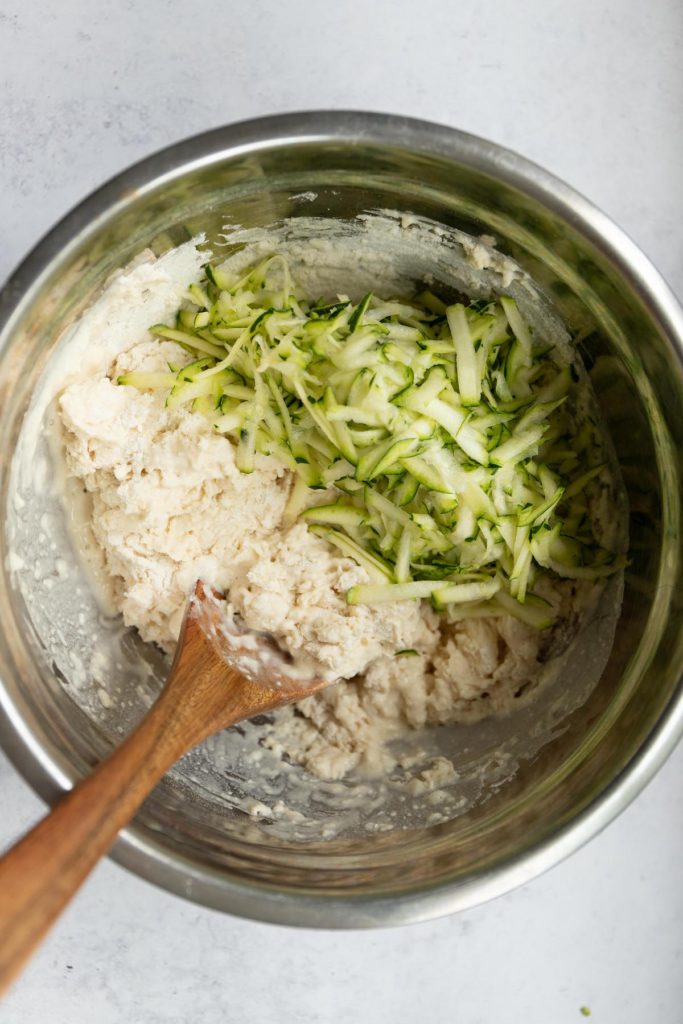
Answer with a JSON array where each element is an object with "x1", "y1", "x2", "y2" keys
[{"x1": 0, "y1": 581, "x2": 331, "y2": 995}]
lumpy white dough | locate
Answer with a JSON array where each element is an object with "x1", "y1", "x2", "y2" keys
[
  {"x1": 55, "y1": 241, "x2": 590, "y2": 781},
  {"x1": 60, "y1": 339, "x2": 291, "y2": 646},
  {"x1": 227, "y1": 522, "x2": 437, "y2": 680}
]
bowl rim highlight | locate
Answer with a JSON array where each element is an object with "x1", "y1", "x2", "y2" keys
[{"x1": 0, "y1": 110, "x2": 681, "y2": 928}]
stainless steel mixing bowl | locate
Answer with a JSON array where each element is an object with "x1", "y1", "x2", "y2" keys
[{"x1": 0, "y1": 112, "x2": 681, "y2": 927}]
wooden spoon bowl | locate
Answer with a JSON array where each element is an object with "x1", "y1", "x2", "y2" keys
[{"x1": 0, "y1": 581, "x2": 331, "y2": 995}]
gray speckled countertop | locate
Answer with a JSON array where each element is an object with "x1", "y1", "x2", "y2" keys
[{"x1": 1, "y1": 2, "x2": 682, "y2": 1021}]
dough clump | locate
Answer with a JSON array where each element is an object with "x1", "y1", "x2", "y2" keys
[{"x1": 59, "y1": 294, "x2": 577, "y2": 780}]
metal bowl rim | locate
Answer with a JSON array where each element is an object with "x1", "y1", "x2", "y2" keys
[{"x1": 0, "y1": 109, "x2": 681, "y2": 928}]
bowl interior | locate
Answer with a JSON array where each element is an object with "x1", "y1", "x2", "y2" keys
[{"x1": 0, "y1": 122, "x2": 681, "y2": 923}]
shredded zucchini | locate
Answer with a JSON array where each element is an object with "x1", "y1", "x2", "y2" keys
[{"x1": 118, "y1": 253, "x2": 623, "y2": 623}]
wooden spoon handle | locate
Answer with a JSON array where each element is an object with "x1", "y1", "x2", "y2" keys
[
  {"x1": 0, "y1": 587, "x2": 319, "y2": 996},
  {"x1": 0, "y1": 674, "x2": 204, "y2": 997}
]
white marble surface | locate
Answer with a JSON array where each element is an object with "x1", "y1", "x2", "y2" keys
[{"x1": 0, "y1": 1, "x2": 681, "y2": 1021}]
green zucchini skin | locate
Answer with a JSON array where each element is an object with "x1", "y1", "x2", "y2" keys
[{"x1": 117, "y1": 255, "x2": 623, "y2": 618}]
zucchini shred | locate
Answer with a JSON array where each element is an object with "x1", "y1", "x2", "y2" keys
[{"x1": 118, "y1": 254, "x2": 624, "y2": 627}]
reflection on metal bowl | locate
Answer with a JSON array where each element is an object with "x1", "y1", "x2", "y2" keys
[{"x1": 0, "y1": 112, "x2": 681, "y2": 927}]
